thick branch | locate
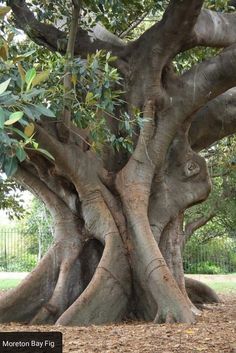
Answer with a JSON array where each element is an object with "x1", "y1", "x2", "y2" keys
[
  {"x1": 185, "y1": 213, "x2": 216, "y2": 237},
  {"x1": 137, "y1": 0, "x2": 203, "y2": 58},
  {"x1": 7, "y1": 0, "x2": 126, "y2": 58},
  {"x1": 189, "y1": 88, "x2": 236, "y2": 151},
  {"x1": 160, "y1": 0, "x2": 204, "y2": 48},
  {"x1": 181, "y1": 45, "x2": 236, "y2": 115},
  {"x1": 188, "y1": 9, "x2": 236, "y2": 49},
  {"x1": 15, "y1": 166, "x2": 77, "y2": 226}
]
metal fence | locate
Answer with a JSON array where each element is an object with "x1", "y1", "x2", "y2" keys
[
  {"x1": 183, "y1": 238, "x2": 236, "y2": 274},
  {"x1": 0, "y1": 227, "x2": 236, "y2": 273},
  {"x1": 0, "y1": 227, "x2": 50, "y2": 272}
]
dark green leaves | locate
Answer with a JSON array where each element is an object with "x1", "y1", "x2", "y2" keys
[
  {"x1": 25, "y1": 68, "x2": 36, "y2": 91},
  {"x1": 32, "y1": 104, "x2": 55, "y2": 117},
  {"x1": 0, "y1": 107, "x2": 5, "y2": 128},
  {"x1": 3, "y1": 156, "x2": 18, "y2": 177},
  {"x1": 4, "y1": 111, "x2": 24, "y2": 126}
]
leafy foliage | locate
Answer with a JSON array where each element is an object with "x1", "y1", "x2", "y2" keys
[
  {"x1": 20, "y1": 197, "x2": 53, "y2": 257},
  {"x1": 23, "y1": 0, "x2": 167, "y2": 36},
  {"x1": 0, "y1": 22, "x2": 56, "y2": 176},
  {"x1": 185, "y1": 136, "x2": 236, "y2": 242},
  {"x1": 184, "y1": 236, "x2": 236, "y2": 274},
  {"x1": 0, "y1": 176, "x2": 25, "y2": 219}
]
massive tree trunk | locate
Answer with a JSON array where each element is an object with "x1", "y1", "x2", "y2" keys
[{"x1": 3, "y1": 0, "x2": 236, "y2": 326}]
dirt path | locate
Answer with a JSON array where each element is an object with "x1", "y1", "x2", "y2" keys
[{"x1": 0, "y1": 294, "x2": 235, "y2": 353}]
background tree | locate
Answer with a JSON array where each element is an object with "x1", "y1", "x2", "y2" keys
[
  {"x1": 20, "y1": 197, "x2": 53, "y2": 261},
  {"x1": 0, "y1": 177, "x2": 25, "y2": 219},
  {"x1": 0, "y1": 0, "x2": 235, "y2": 325},
  {"x1": 184, "y1": 136, "x2": 236, "y2": 245}
]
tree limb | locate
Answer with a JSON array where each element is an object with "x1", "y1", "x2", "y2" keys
[
  {"x1": 186, "y1": 9, "x2": 236, "y2": 50},
  {"x1": 189, "y1": 88, "x2": 236, "y2": 151},
  {"x1": 118, "y1": 12, "x2": 148, "y2": 39},
  {"x1": 137, "y1": 0, "x2": 204, "y2": 57},
  {"x1": 181, "y1": 45, "x2": 236, "y2": 116},
  {"x1": 61, "y1": 1, "x2": 81, "y2": 136},
  {"x1": 181, "y1": 212, "x2": 216, "y2": 251},
  {"x1": 15, "y1": 166, "x2": 74, "y2": 221},
  {"x1": 7, "y1": 0, "x2": 127, "y2": 60},
  {"x1": 184, "y1": 213, "x2": 216, "y2": 238}
]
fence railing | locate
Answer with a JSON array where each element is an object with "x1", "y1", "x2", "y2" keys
[
  {"x1": 183, "y1": 238, "x2": 236, "y2": 274},
  {"x1": 0, "y1": 227, "x2": 50, "y2": 272},
  {"x1": 0, "y1": 227, "x2": 236, "y2": 273}
]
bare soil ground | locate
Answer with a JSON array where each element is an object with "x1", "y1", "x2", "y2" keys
[{"x1": 0, "y1": 293, "x2": 235, "y2": 353}]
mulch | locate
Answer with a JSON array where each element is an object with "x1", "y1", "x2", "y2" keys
[{"x1": 0, "y1": 293, "x2": 235, "y2": 353}]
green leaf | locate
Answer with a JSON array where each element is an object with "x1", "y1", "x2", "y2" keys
[
  {"x1": 22, "y1": 88, "x2": 45, "y2": 100},
  {"x1": 16, "y1": 147, "x2": 27, "y2": 162},
  {"x1": 0, "y1": 78, "x2": 11, "y2": 95},
  {"x1": 36, "y1": 148, "x2": 55, "y2": 160},
  {"x1": 13, "y1": 50, "x2": 36, "y2": 63},
  {"x1": 85, "y1": 91, "x2": 96, "y2": 106},
  {"x1": 0, "y1": 93, "x2": 18, "y2": 105},
  {"x1": 33, "y1": 104, "x2": 55, "y2": 117},
  {"x1": 4, "y1": 111, "x2": 24, "y2": 126},
  {"x1": 32, "y1": 69, "x2": 50, "y2": 87},
  {"x1": 3, "y1": 157, "x2": 18, "y2": 177},
  {"x1": 11, "y1": 127, "x2": 30, "y2": 141},
  {"x1": 22, "y1": 106, "x2": 34, "y2": 119},
  {"x1": 32, "y1": 141, "x2": 39, "y2": 149},
  {"x1": 25, "y1": 68, "x2": 36, "y2": 91},
  {"x1": 0, "y1": 107, "x2": 5, "y2": 129}
]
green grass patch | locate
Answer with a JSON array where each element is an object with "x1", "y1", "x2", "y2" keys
[
  {"x1": 1, "y1": 279, "x2": 236, "y2": 293},
  {"x1": 0, "y1": 279, "x2": 21, "y2": 290},
  {"x1": 206, "y1": 281, "x2": 236, "y2": 293}
]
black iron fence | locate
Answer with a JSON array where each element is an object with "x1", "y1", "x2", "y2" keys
[
  {"x1": 183, "y1": 237, "x2": 236, "y2": 274},
  {"x1": 0, "y1": 227, "x2": 236, "y2": 273},
  {"x1": 0, "y1": 227, "x2": 50, "y2": 272}
]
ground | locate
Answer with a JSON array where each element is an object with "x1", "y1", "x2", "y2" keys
[{"x1": 0, "y1": 276, "x2": 235, "y2": 353}]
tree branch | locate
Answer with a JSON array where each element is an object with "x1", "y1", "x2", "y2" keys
[
  {"x1": 184, "y1": 213, "x2": 216, "y2": 238},
  {"x1": 15, "y1": 166, "x2": 73, "y2": 221},
  {"x1": 7, "y1": 0, "x2": 127, "y2": 59},
  {"x1": 61, "y1": 1, "x2": 81, "y2": 136},
  {"x1": 118, "y1": 12, "x2": 148, "y2": 39},
  {"x1": 186, "y1": 9, "x2": 236, "y2": 50},
  {"x1": 137, "y1": 0, "x2": 204, "y2": 57},
  {"x1": 161, "y1": 0, "x2": 204, "y2": 45},
  {"x1": 181, "y1": 212, "x2": 216, "y2": 251},
  {"x1": 189, "y1": 88, "x2": 236, "y2": 151},
  {"x1": 180, "y1": 45, "x2": 236, "y2": 116}
]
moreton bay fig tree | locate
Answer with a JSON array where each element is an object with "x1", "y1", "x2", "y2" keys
[{"x1": 1, "y1": 0, "x2": 236, "y2": 325}]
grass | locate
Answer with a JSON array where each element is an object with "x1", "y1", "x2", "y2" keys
[
  {"x1": 0, "y1": 279, "x2": 22, "y2": 290},
  {"x1": 0, "y1": 278, "x2": 236, "y2": 293},
  {"x1": 205, "y1": 281, "x2": 236, "y2": 293}
]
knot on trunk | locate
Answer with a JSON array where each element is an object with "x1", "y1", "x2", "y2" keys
[{"x1": 184, "y1": 160, "x2": 200, "y2": 178}]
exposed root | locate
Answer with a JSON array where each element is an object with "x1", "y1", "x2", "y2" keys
[
  {"x1": 185, "y1": 277, "x2": 220, "y2": 305},
  {"x1": 0, "y1": 246, "x2": 59, "y2": 323},
  {"x1": 31, "y1": 243, "x2": 81, "y2": 324},
  {"x1": 56, "y1": 235, "x2": 131, "y2": 326}
]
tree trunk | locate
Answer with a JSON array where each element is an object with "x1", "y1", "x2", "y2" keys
[{"x1": 0, "y1": 128, "x2": 220, "y2": 326}]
